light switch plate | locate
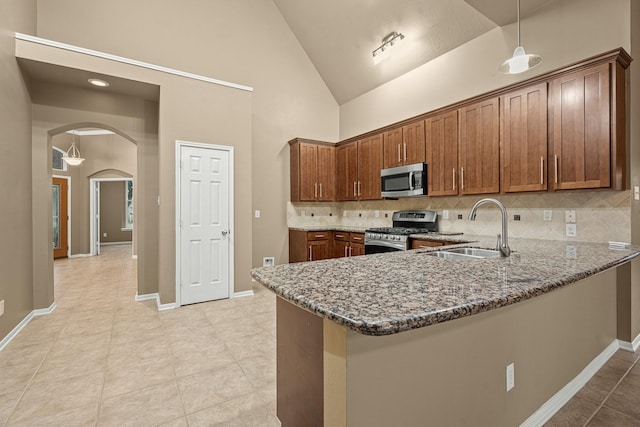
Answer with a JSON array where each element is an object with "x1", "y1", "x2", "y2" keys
[
  {"x1": 506, "y1": 363, "x2": 515, "y2": 392},
  {"x1": 0, "y1": 299, "x2": 4, "y2": 317},
  {"x1": 442, "y1": 210, "x2": 449, "y2": 220},
  {"x1": 635, "y1": 186, "x2": 640, "y2": 201},
  {"x1": 254, "y1": 210, "x2": 260, "y2": 218}
]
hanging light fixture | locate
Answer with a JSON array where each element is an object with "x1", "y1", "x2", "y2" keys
[
  {"x1": 498, "y1": 0, "x2": 542, "y2": 74},
  {"x1": 63, "y1": 132, "x2": 85, "y2": 166},
  {"x1": 372, "y1": 31, "x2": 405, "y2": 65}
]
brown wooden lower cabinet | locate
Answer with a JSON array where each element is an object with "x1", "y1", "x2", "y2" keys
[
  {"x1": 333, "y1": 232, "x2": 365, "y2": 258},
  {"x1": 289, "y1": 230, "x2": 332, "y2": 263}
]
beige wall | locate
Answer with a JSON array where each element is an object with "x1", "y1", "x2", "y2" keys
[
  {"x1": 339, "y1": 0, "x2": 631, "y2": 139},
  {"x1": 35, "y1": 0, "x2": 340, "y2": 273},
  {"x1": 629, "y1": 0, "x2": 640, "y2": 340},
  {"x1": 0, "y1": 0, "x2": 36, "y2": 339},
  {"x1": 99, "y1": 181, "x2": 133, "y2": 244}
]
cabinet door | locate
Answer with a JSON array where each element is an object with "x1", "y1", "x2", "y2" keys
[
  {"x1": 402, "y1": 121, "x2": 426, "y2": 165},
  {"x1": 551, "y1": 63, "x2": 610, "y2": 190},
  {"x1": 333, "y1": 240, "x2": 350, "y2": 258},
  {"x1": 426, "y1": 111, "x2": 458, "y2": 196},
  {"x1": 309, "y1": 240, "x2": 330, "y2": 261},
  {"x1": 336, "y1": 142, "x2": 358, "y2": 201},
  {"x1": 501, "y1": 83, "x2": 548, "y2": 192},
  {"x1": 458, "y1": 98, "x2": 500, "y2": 195},
  {"x1": 317, "y1": 145, "x2": 336, "y2": 201},
  {"x1": 357, "y1": 134, "x2": 384, "y2": 200},
  {"x1": 350, "y1": 243, "x2": 365, "y2": 257},
  {"x1": 383, "y1": 127, "x2": 403, "y2": 169},
  {"x1": 411, "y1": 239, "x2": 444, "y2": 249},
  {"x1": 299, "y1": 143, "x2": 318, "y2": 201}
]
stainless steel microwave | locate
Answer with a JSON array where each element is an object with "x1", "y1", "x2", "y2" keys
[{"x1": 380, "y1": 162, "x2": 427, "y2": 198}]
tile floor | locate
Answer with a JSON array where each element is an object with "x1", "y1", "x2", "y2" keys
[
  {"x1": 1, "y1": 244, "x2": 639, "y2": 426},
  {"x1": 544, "y1": 348, "x2": 640, "y2": 426},
  {"x1": 0, "y1": 245, "x2": 279, "y2": 426}
]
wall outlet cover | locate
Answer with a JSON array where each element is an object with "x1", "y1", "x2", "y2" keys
[
  {"x1": 565, "y1": 210, "x2": 576, "y2": 223},
  {"x1": 263, "y1": 257, "x2": 275, "y2": 267},
  {"x1": 254, "y1": 210, "x2": 261, "y2": 218},
  {"x1": 506, "y1": 363, "x2": 515, "y2": 392},
  {"x1": 0, "y1": 299, "x2": 4, "y2": 317},
  {"x1": 566, "y1": 223, "x2": 577, "y2": 237},
  {"x1": 543, "y1": 210, "x2": 552, "y2": 221},
  {"x1": 442, "y1": 210, "x2": 449, "y2": 220}
]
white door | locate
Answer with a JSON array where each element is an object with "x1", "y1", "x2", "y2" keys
[{"x1": 179, "y1": 145, "x2": 231, "y2": 305}]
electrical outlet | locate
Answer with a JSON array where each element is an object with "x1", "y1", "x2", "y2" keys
[
  {"x1": 457, "y1": 214, "x2": 463, "y2": 220},
  {"x1": 565, "y1": 210, "x2": 576, "y2": 223},
  {"x1": 442, "y1": 210, "x2": 449, "y2": 220},
  {"x1": 566, "y1": 224, "x2": 577, "y2": 237},
  {"x1": 263, "y1": 257, "x2": 275, "y2": 267},
  {"x1": 514, "y1": 214, "x2": 521, "y2": 221},
  {"x1": 566, "y1": 245, "x2": 577, "y2": 258},
  {"x1": 343, "y1": 210, "x2": 347, "y2": 217},
  {"x1": 506, "y1": 363, "x2": 515, "y2": 392},
  {"x1": 635, "y1": 186, "x2": 640, "y2": 201},
  {"x1": 543, "y1": 210, "x2": 552, "y2": 221},
  {"x1": 0, "y1": 299, "x2": 4, "y2": 317},
  {"x1": 301, "y1": 210, "x2": 305, "y2": 217},
  {"x1": 375, "y1": 210, "x2": 380, "y2": 218},
  {"x1": 254, "y1": 210, "x2": 261, "y2": 218}
]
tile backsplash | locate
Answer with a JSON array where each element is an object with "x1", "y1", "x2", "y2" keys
[{"x1": 288, "y1": 190, "x2": 631, "y2": 243}]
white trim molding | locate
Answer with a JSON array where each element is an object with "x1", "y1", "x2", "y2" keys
[
  {"x1": 521, "y1": 340, "x2": 620, "y2": 427},
  {"x1": 15, "y1": 33, "x2": 253, "y2": 93},
  {"x1": 0, "y1": 302, "x2": 56, "y2": 352},
  {"x1": 135, "y1": 293, "x2": 177, "y2": 311},
  {"x1": 618, "y1": 334, "x2": 640, "y2": 353},
  {"x1": 233, "y1": 290, "x2": 255, "y2": 299},
  {"x1": 69, "y1": 253, "x2": 92, "y2": 258}
]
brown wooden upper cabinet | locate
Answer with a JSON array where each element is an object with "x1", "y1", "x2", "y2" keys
[
  {"x1": 426, "y1": 111, "x2": 458, "y2": 196},
  {"x1": 550, "y1": 62, "x2": 620, "y2": 190},
  {"x1": 290, "y1": 139, "x2": 335, "y2": 202},
  {"x1": 336, "y1": 134, "x2": 384, "y2": 201},
  {"x1": 458, "y1": 98, "x2": 500, "y2": 195},
  {"x1": 383, "y1": 121, "x2": 426, "y2": 168},
  {"x1": 501, "y1": 83, "x2": 548, "y2": 192}
]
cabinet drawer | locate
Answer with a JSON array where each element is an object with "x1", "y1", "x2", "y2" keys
[
  {"x1": 333, "y1": 232, "x2": 349, "y2": 242},
  {"x1": 307, "y1": 231, "x2": 331, "y2": 241},
  {"x1": 350, "y1": 233, "x2": 364, "y2": 244},
  {"x1": 411, "y1": 239, "x2": 444, "y2": 249}
]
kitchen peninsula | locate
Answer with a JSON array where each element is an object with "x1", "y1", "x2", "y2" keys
[{"x1": 250, "y1": 236, "x2": 640, "y2": 426}]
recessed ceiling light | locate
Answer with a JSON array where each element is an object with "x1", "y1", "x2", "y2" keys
[{"x1": 88, "y1": 78, "x2": 110, "y2": 87}]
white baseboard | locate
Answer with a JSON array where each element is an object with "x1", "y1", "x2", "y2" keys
[
  {"x1": 618, "y1": 334, "x2": 640, "y2": 353},
  {"x1": 233, "y1": 290, "x2": 254, "y2": 298},
  {"x1": 69, "y1": 253, "x2": 92, "y2": 258},
  {"x1": 521, "y1": 340, "x2": 620, "y2": 427},
  {"x1": 0, "y1": 302, "x2": 56, "y2": 352},
  {"x1": 135, "y1": 293, "x2": 176, "y2": 311},
  {"x1": 99, "y1": 241, "x2": 132, "y2": 246}
]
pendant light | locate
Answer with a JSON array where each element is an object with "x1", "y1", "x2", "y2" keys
[
  {"x1": 63, "y1": 133, "x2": 85, "y2": 166},
  {"x1": 498, "y1": 0, "x2": 542, "y2": 74}
]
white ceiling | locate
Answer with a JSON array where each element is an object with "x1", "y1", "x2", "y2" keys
[{"x1": 272, "y1": 0, "x2": 554, "y2": 104}]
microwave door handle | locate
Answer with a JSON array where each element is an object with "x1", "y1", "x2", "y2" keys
[{"x1": 408, "y1": 171, "x2": 415, "y2": 190}]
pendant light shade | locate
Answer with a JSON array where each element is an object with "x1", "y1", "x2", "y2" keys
[
  {"x1": 499, "y1": 0, "x2": 542, "y2": 74},
  {"x1": 63, "y1": 134, "x2": 85, "y2": 166}
]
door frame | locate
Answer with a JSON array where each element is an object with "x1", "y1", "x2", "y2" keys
[
  {"x1": 52, "y1": 174, "x2": 71, "y2": 258},
  {"x1": 175, "y1": 140, "x2": 235, "y2": 308},
  {"x1": 89, "y1": 177, "x2": 134, "y2": 256}
]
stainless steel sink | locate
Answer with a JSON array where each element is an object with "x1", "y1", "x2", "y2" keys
[{"x1": 427, "y1": 247, "x2": 502, "y2": 260}]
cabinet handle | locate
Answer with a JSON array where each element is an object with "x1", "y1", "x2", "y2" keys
[
  {"x1": 344, "y1": 246, "x2": 348, "y2": 257},
  {"x1": 314, "y1": 183, "x2": 317, "y2": 198},
  {"x1": 309, "y1": 245, "x2": 312, "y2": 261},
  {"x1": 397, "y1": 144, "x2": 401, "y2": 162},
  {"x1": 460, "y1": 167, "x2": 465, "y2": 190},
  {"x1": 349, "y1": 246, "x2": 353, "y2": 256},
  {"x1": 403, "y1": 142, "x2": 407, "y2": 162},
  {"x1": 358, "y1": 181, "x2": 361, "y2": 196},
  {"x1": 452, "y1": 168, "x2": 456, "y2": 191},
  {"x1": 319, "y1": 183, "x2": 323, "y2": 198},
  {"x1": 353, "y1": 181, "x2": 357, "y2": 197},
  {"x1": 352, "y1": 236, "x2": 362, "y2": 241},
  {"x1": 336, "y1": 234, "x2": 344, "y2": 238},
  {"x1": 540, "y1": 157, "x2": 544, "y2": 185},
  {"x1": 554, "y1": 155, "x2": 558, "y2": 184}
]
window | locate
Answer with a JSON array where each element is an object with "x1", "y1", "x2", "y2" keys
[
  {"x1": 52, "y1": 146, "x2": 67, "y2": 171},
  {"x1": 124, "y1": 179, "x2": 134, "y2": 229}
]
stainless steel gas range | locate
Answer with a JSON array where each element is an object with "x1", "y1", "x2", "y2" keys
[{"x1": 365, "y1": 210, "x2": 440, "y2": 254}]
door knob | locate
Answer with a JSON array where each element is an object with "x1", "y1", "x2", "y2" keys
[{"x1": 221, "y1": 230, "x2": 229, "y2": 236}]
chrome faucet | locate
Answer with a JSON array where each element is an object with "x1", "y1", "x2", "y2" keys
[{"x1": 468, "y1": 198, "x2": 511, "y2": 257}]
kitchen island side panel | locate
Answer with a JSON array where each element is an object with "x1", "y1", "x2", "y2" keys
[
  {"x1": 276, "y1": 297, "x2": 324, "y2": 427},
  {"x1": 343, "y1": 268, "x2": 617, "y2": 427}
]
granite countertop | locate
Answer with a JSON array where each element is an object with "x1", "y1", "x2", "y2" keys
[
  {"x1": 289, "y1": 226, "x2": 369, "y2": 233},
  {"x1": 250, "y1": 236, "x2": 640, "y2": 336}
]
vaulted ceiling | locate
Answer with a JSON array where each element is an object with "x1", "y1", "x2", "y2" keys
[{"x1": 272, "y1": 0, "x2": 555, "y2": 104}]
